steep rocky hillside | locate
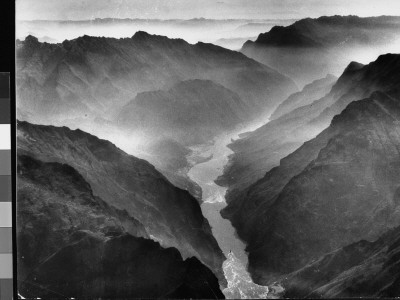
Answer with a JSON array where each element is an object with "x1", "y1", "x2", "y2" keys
[
  {"x1": 222, "y1": 90, "x2": 400, "y2": 286},
  {"x1": 217, "y1": 54, "x2": 400, "y2": 199},
  {"x1": 17, "y1": 121, "x2": 226, "y2": 284},
  {"x1": 17, "y1": 154, "x2": 224, "y2": 299},
  {"x1": 281, "y1": 225, "x2": 400, "y2": 298}
]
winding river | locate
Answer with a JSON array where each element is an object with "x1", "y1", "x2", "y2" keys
[{"x1": 187, "y1": 120, "x2": 284, "y2": 299}]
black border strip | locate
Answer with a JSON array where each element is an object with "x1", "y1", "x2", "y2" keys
[{"x1": 0, "y1": 0, "x2": 18, "y2": 299}]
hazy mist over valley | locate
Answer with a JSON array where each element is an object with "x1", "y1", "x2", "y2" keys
[
  {"x1": 16, "y1": 0, "x2": 400, "y2": 299},
  {"x1": 17, "y1": 18, "x2": 296, "y2": 50}
]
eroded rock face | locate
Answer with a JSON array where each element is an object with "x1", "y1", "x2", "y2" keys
[
  {"x1": 281, "y1": 225, "x2": 400, "y2": 298},
  {"x1": 241, "y1": 15, "x2": 400, "y2": 86},
  {"x1": 17, "y1": 121, "x2": 226, "y2": 285},
  {"x1": 222, "y1": 90, "x2": 400, "y2": 285}
]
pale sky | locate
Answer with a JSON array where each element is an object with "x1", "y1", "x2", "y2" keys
[{"x1": 16, "y1": 0, "x2": 400, "y2": 21}]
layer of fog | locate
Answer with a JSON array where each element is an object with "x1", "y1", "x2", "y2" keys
[
  {"x1": 244, "y1": 39, "x2": 400, "y2": 88},
  {"x1": 17, "y1": 18, "x2": 295, "y2": 50}
]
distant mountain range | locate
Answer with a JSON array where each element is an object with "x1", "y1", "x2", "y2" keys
[
  {"x1": 242, "y1": 15, "x2": 400, "y2": 86},
  {"x1": 16, "y1": 31, "x2": 296, "y2": 198},
  {"x1": 218, "y1": 54, "x2": 400, "y2": 296},
  {"x1": 20, "y1": 17, "x2": 296, "y2": 24},
  {"x1": 16, "y1": 32, "x2": 296, "y2": 126},
  {"x1": 17, "y1": 18, "x2": 296, "y2": 49},
  {"x1": 118, "y1": 79, "x2": 251, "y2": 145}
]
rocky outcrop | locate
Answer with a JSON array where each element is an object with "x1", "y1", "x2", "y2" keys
[
  {"x1": 241, "y1": 16, "x2": 400, "y2": 86},
  {"x1": 222, "y1": 90, "x2": 400, "y2": 285},
  {"x1": 17, "y1": 121, "x2": 226, "y2": 284},
  {"x1": 17, "y1": 154, "x2": 224, "y2": 299}
]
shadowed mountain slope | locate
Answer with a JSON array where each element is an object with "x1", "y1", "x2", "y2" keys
[
  {"x1": 17, "y1": 121, "x2": 226, "y2": 284},
  {"x1": 217, "y1": 54, "x2": 400, "y2": 200},
  {"x1": 281, "y1": 225, "x2": 400, "y2": 298},
  {"x1": 271, "y1": 74, "x2": 337, "y2": 120},
  {"x1": 17, "y1": 154, "x2": 224, "y2": 299},
  {"x1": 222, "y1": 90, "x2": 400, "y2": 287}
]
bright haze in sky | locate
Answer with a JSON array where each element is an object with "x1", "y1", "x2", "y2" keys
[{"x1": 16, "y1": 0, "x2": 400, "y2": 20}]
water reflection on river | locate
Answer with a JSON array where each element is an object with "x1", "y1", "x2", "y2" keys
[{"x1": 187, "y1": 120, "x2": 283, "y2": 299}]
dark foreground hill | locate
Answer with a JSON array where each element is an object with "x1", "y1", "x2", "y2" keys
[
  {"x1": 282, "y1": 225, "x2": 400, "y2": 298},
  {"x1": 17, "y1": 154, "x2": 224, "y2": 299},
  {"x1": 17, "y1": 121, "x2": 226, "y2": 285}
]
